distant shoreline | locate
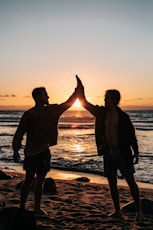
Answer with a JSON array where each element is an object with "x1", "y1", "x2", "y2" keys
[{"x1": 0, "y1": 106, "x2": 153, "y2": 111}]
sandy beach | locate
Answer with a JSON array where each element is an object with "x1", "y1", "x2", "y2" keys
[{"x1": 0, "y1": 169, "x2": 153, "y2": 230}]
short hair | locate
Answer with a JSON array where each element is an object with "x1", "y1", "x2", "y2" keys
[
  {"x1": 105, "y1": 89, "x2": 121, "y2": 105},
  {"x1": 32, "y1": 87, "x2": 46, "y2": 100}
]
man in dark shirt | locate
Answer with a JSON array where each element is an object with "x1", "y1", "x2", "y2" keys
[
  {"x1": 13, "y1": 83, "x2": 78, "y2": 215},
  {"x1": 76, "y1": 75, "x2": 142, "y2": 222}
]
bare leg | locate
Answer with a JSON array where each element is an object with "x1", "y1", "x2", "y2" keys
[
  {"x1": 108, "y1": 175, "x2": 122, "y2": 216},
  {"x1": 20, "y1": 171, "x2": 35, "y2": 209},
  {"x1": 34, "y1": 172, "x2": 47, "y2": 214},
  {"x1": 125, "y1": 174, "x2": 142, "y2": 222}
]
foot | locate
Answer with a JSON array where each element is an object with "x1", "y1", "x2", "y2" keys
[
  {"x1": 34, "y1": 208, "x2": 48, "y2": 216},
  {"x1": 135, "y1": 210, "x2": 142, "y2": 223},
  {"x1": 108, "y1": 211, "x2": 123, "y2": 218}
]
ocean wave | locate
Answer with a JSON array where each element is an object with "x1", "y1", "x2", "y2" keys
[
  {"x1": 0, "y1": 124, "x2": 18, "y2": 128},
  {"x1": 139, "y1": 154, "x2": 153, "y2": 158},
  {"x1": 133, "y1": 120, "x2": 153, "y2": 123},
  {"x1": 0, "y1": 133, "x2": 14, "y2": 136},
  {"x1": 135, "y1": 127, "x2": 153, "y2": 131}
]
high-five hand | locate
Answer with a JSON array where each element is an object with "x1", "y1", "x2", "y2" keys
[
  {"x1": 76, "y1": 75, "x2": 84, "y2": 90},
  {"x1": 75, "y1": 75, "x2": 85, "y2": 100}
]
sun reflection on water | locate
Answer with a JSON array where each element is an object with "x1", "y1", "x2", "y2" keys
[{"x1": 71, "y1": 144, "x2": 84, "y2": 152}]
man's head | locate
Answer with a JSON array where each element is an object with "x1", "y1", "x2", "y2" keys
[
  {"x1": 32, "y1": 87, "x2": 49, "y2": 105},
  {"x1": 104, "y1": 89, "x2": 121, "y2": 108}
]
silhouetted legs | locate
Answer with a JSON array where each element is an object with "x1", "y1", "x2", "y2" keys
[
  {"x1": 20, "y1": 171, "x2": 47, "y2": 214},
  {"x1": 107, "y1": 174, "x2": 142, "y2": 221}
]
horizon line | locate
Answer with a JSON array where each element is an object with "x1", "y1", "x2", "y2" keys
[{"x1": 0, "y1": 105, "x2": 153, "y2": 111}]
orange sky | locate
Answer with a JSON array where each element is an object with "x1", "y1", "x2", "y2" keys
[{"x1": 1, "y1": 1, "x2": 153, "y2": 110}]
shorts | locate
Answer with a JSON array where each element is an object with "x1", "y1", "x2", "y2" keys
[
  {"x1": 23, "y1": 149, "x2": 51, "y2": 173},
  {"x1": 103, "y1": 147, "x2": 135, "y2": 177}
]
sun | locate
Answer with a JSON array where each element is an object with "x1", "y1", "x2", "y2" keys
[{"x1": 72, "y1": 98, "x2": 82, "y2": 109}]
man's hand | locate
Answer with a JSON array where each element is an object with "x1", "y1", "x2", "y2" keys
[
  {"x1": 76, "y1": 75, "x2": 84, "y2": 90},
  {"x1": 76, "y1": 75, "x2": 85, "y2": 99},
  {"x1": 13, "y1": 151, "x2": 20, "y2": 163},
  {"x1": 133, "y1": 154, "x2": 139, "y2": 164}
]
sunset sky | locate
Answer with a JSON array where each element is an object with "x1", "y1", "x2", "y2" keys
[{"x1": 0, "y1": 0, "x2": 153, "y2": 110}]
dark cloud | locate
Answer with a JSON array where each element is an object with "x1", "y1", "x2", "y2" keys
[{"x1": 0, "y1": 94, "x2": 16, "y2": 98}]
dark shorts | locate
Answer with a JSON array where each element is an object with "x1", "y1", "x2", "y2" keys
[
  {"x1": 103, "y1": 148, "x2": 135, "y2": 177},
  {"x1": 23, "y1": 149, "x2": 51, "y2": 173}
]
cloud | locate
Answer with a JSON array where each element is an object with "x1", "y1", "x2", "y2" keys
[
  {"x1": 124, "y1": 97, "x2": 153, "y2": 103},
  {"x1": 124, "y1": 98, "x2": 143, "y2": 102},
  {"x1": 24, "y1": 95, "x2": 30, "y2": 98},
  {"x1": 0, "y1": 94, "x2": 16, "y2": 98}
]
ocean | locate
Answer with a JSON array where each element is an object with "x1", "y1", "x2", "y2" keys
[{"x1": 0, "y1": 109, "x2": 153, "y2": 185}]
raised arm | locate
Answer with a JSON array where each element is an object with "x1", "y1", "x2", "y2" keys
[
  {"x1": 76, "y1": 75, "x2": 98, "y2": 116},
  {"x1": 57, "y1": 79, "x2": 78, "y2": 113}
]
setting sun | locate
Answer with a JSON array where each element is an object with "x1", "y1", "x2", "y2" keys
[{"x1": 72, "y1": 98, "x2": 82, "y2": 109}]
